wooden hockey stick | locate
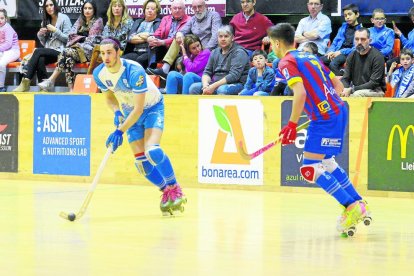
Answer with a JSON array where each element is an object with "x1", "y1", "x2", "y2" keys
[
  {"x1": 238, "y1": 120, "x2": 311, "y2": 160},
  {"x1": 59, "y1": 147, "x2": 112, "y2": 221}
]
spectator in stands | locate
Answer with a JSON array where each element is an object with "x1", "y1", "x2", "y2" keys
[
  {"x1": 321, "y1": 3, "x2": 361, "y2": 76},
  {"x1": 369, "y1": 8, "x2": 394, "y2": 59},
  {"x1": 0, "y1": 9, "x2": 20, "y2": 92},
  {"x1": 303, "y1": 41, "x2": 319, "y2": 55},
  {"x1": 122, "y1": 0, "x2": 161, "y2": 69},
  {"x1": 164, "y1": 34, "x2": 210, "y2": 94},
  {"x1": 88, "y1": 0, "x2": 133, "y2": 73},
  {"x1": 230, "y1": 0, "x2": 273, "y2": 55},
  {"x1": 387, "y1": 48, "x2": 414, "y2": 98},
  {"x1": 13, "y1": 0, "x2": 72, "y2": 92},
  {"x1": 145, "y1": 0, "x2": 190, "y2": 72},
  {"x1": 147, "y1": 0, "x2": 221, "y2": 79},
  {"x1": 189, "y1": 25, "x2": 250, "y2": 95},
  {"x1": 390, "y1": 7, "x2": 414, "y2": 68},
  {"x1": 340, "y1": 28, "x2": 385, "y2": 97},
  {"x1": 239, "y1": 50, "x2": 274, "y2": 96},
  {"x1": 295, "y1": 0, "x2": 331, "y2": 55},
  {"x1": 38, "y1": 0, "x2": 103, "y2": 92}
]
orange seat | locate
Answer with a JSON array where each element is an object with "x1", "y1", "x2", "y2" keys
[
  {"x1": 73, "y1": 74, "x2": 99, "y2": 93},
  {"x1": 385, "y1": 82, "x2": 395, "y2": 98},
  {"x1": 148, "y1": 74, "x2": 160, "y2": 88},
  {"x1": 393, "y1": 39, "x2": 401, "y2": 58},
  {"x1": 7, "y1": 40, "x2": 36, "y2": 85}
]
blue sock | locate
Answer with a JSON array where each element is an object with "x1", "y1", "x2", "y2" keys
[
  {"x1": 316, "y1": 172, "x2": 355, "y2": 207},
  {"x1": 304, "y1": 159, "x2": 355, "y2": 207},
  {"x1": 135, "y1": 154, "x2": 166, "y2": 189},
  {"x1": 330, "y1": 166, "x2": 362, "y2": 201},
  {"x1": 146, "y1": 145, "x2": 177, "y2": 186}
]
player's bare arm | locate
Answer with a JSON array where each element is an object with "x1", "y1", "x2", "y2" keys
[
  {"x1": 289, "y1": 81, "x2": 307, "y2": 123},
  {"x1": 105, "y1": 90, "x2": 121, "y2": 113}
]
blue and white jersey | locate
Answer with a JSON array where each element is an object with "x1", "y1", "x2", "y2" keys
[{"x1": 93, "y1": 58, "x2": 162, "y2": 115}]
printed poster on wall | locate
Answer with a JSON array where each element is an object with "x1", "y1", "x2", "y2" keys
[
  {"x1": 0, "y1": 94, "x2": 19, "y2": 172},
  {"x1": 198, "y1": 99, "x2": 263, "y2": 185},
  {"x1": 33, "y1": 95, "x2": 91, "y2": 176},
  {"x1": 368, "y1": 102, "x2": 414, "y2": 192},
  {"x1": 281, "y1": 100, "x2": 349, "y2": 187}
]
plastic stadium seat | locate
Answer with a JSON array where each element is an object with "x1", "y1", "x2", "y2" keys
[
  {"x1": 73, "y1": 74, "x2": 99, "y2": 93},
  {"x1": 148, "y1": 74, "x2": 160, "y2": 88},
  {"x1": 393, "y1": 39, "x2": 401, "y2": 58}
]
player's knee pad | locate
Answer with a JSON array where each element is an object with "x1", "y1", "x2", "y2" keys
[
  {"x1": 135, "y1": 158, "x2": 154, "y2": 176},
  {"x1": 300, "y1": 162, "x2": 325, "y2": 183},
  {"x1": 145, "y1": 145, "x2": 165, "y2": 166},
  {"x1": 321, "y1": 156, "x2": 338, "y2": 173}
]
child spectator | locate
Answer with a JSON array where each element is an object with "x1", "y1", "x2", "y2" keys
[
  {"x1": 388, "y1": 48, "x2": 414, "y2": 98},
  {"x1": 0, "y1": 9, "x2": 19, "y2": 92},
  {"x1": 239, "y1": 50, "x2": 274, "y2": 96},
  {"x1": 369, "y1": 8, "x2": 394, "y2": 59},
  {"x1": 321, "y1": 4, "x2": 362, "y2": 76},
  {"x1": 303, "y1": 41, "x2": 319, "y2": 55}
]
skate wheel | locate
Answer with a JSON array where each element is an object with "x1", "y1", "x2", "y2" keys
[
  {"x1": 364, "y1": 217, "x2": 372, "y2": 226},
  {"x1": 347, "y1": 227, "x2": 356, "y2": 237},
  {"x1": 340, "y1": 232, "x2": 348, "y2": 238}
]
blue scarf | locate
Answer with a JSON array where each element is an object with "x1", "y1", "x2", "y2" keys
[{"x1": 391, "y1": 64, "x2": 414, "y2": 98}]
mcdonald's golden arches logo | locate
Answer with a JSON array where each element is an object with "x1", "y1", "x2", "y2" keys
[{"x1": 386, "y1": 124, "x2": 414, "y2": 160}]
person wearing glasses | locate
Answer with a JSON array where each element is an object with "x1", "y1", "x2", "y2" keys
[
  {"x1": 295, "y1": 0, "x2": 331, "y2": 55},
  {"x1": 369, "y1": 8, "x2": 394, "y2": 59},
  {"x1": 229, "y1": 0, "x2": 273, "y2": 56}
]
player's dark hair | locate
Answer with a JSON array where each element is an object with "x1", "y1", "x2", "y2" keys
[
  {"x1": 101, "y1": 37, "x2": 121, "y2": 51},
  {"x1": 355, "y1": 27, "x2": 370, "y2": 38},
  {"x1": 251, "y1": 50, "x2": 267, "y2": 61},
  {"x1": 400, "y1": 48, "x2": 414, "y2": 58},
  {"x1": 342, "y1": 3, "x2": 359, "y2": 14},
  {"x1": 267, "y1": 23, "x2": 295, "y2": 45}
]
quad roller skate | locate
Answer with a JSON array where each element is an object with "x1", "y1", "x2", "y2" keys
[
  {"x1": 160, "y1": 184, "x2": 187, "y2": 216},
  {"x1": 337, "y1": 201, "x2": 368, "y2": 237}
]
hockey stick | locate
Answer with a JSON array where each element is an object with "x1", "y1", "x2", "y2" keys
[
  {"x1": 238, "y1": 120, "x2": 311, "y2": 160},
  {"x1": 59, "y1": 147, "x2": 112, "y2": 221}
]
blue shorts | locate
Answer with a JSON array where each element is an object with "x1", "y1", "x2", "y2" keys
[
  {"x1": 126, "y1": 98, "x2": 164, "y2": 143},
  {"x1": 304, "y1": 105, "x2": 348, "y2": 156}
]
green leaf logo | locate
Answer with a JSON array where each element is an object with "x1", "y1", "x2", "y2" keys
[{"x1": 213, "y1": 105, "x2": 233, "y2": 137}]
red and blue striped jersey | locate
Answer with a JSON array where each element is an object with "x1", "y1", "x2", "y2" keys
[{"x1": 279, "y1": 50, "x2": 344, "y2": 121}]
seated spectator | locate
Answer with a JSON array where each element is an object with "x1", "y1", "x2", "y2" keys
[
  {"x1": 147, "y1": 0, "x2": 221, "y2": 79},
  {"x1": 303, "y1": 41, "x2": 319, "y2": 55},
  {"x1": 369, "y1": 8, "x2": 394, "y2": 59},
  {"x1": 88, "y1": 0, "x2": 133, "y2": 73},
  {"x1": 295, "y1": 0, "x2": 331, "y2": 55},
  {"x1": 164, "y1": 34, "x2": 210, "y2": 94},
  {"x1": 13, "y1": 0, "x2": 72, "y2": 92},
  {"x1": 388, "y1": 48, "x2": 414, "y2": 98},
  {"x1": 38, "y1": 0, "x2": 103, "y2": 92},
  {"x1": 239, "y1": 50, "x2": 274, "y2": 96},
  {"x1": 230, "y1": 0, "x2": 273, "y2": 55},
  {"x1": 389, "y1": 7, "x2": 414, "y2": 68},
  {"x1": 146, "y1": 0, "x2": 190, "y2": 74},
  {"x1": 189, "y1": 25, "x2": 250, "y2": 95},
  {"x1": 321, "y1": 3, "x2": 361, "y2": 76},
  {"x1": 340, "y1": 28, "x2": 385, "y2": 97},
  {"x1": 122, "y1": 0, "x2": 161, "y2": 69},
  {"x1": 0, "y1": 8, "x2": 20, "y2": 92}
]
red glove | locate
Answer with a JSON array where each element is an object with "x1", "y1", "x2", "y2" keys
[{"x1": 279, "y1": 121, "x2": 298, "y2": 145}]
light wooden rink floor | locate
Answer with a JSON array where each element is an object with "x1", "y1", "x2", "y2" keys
[{"x1": 1, "y1": 179, "x2": 414, "y2": 276}]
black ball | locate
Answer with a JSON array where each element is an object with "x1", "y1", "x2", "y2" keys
[{"x1": 68, "y1": 213, "x2": 76, "y2": 221}]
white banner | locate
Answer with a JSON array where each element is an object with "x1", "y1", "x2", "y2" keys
[
  {"x1": 198, "y1": 99, "x2": 264, "y2": 185},
  {"x1": 1, "y1": 0, "x2": 17, "y2": 18}
]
